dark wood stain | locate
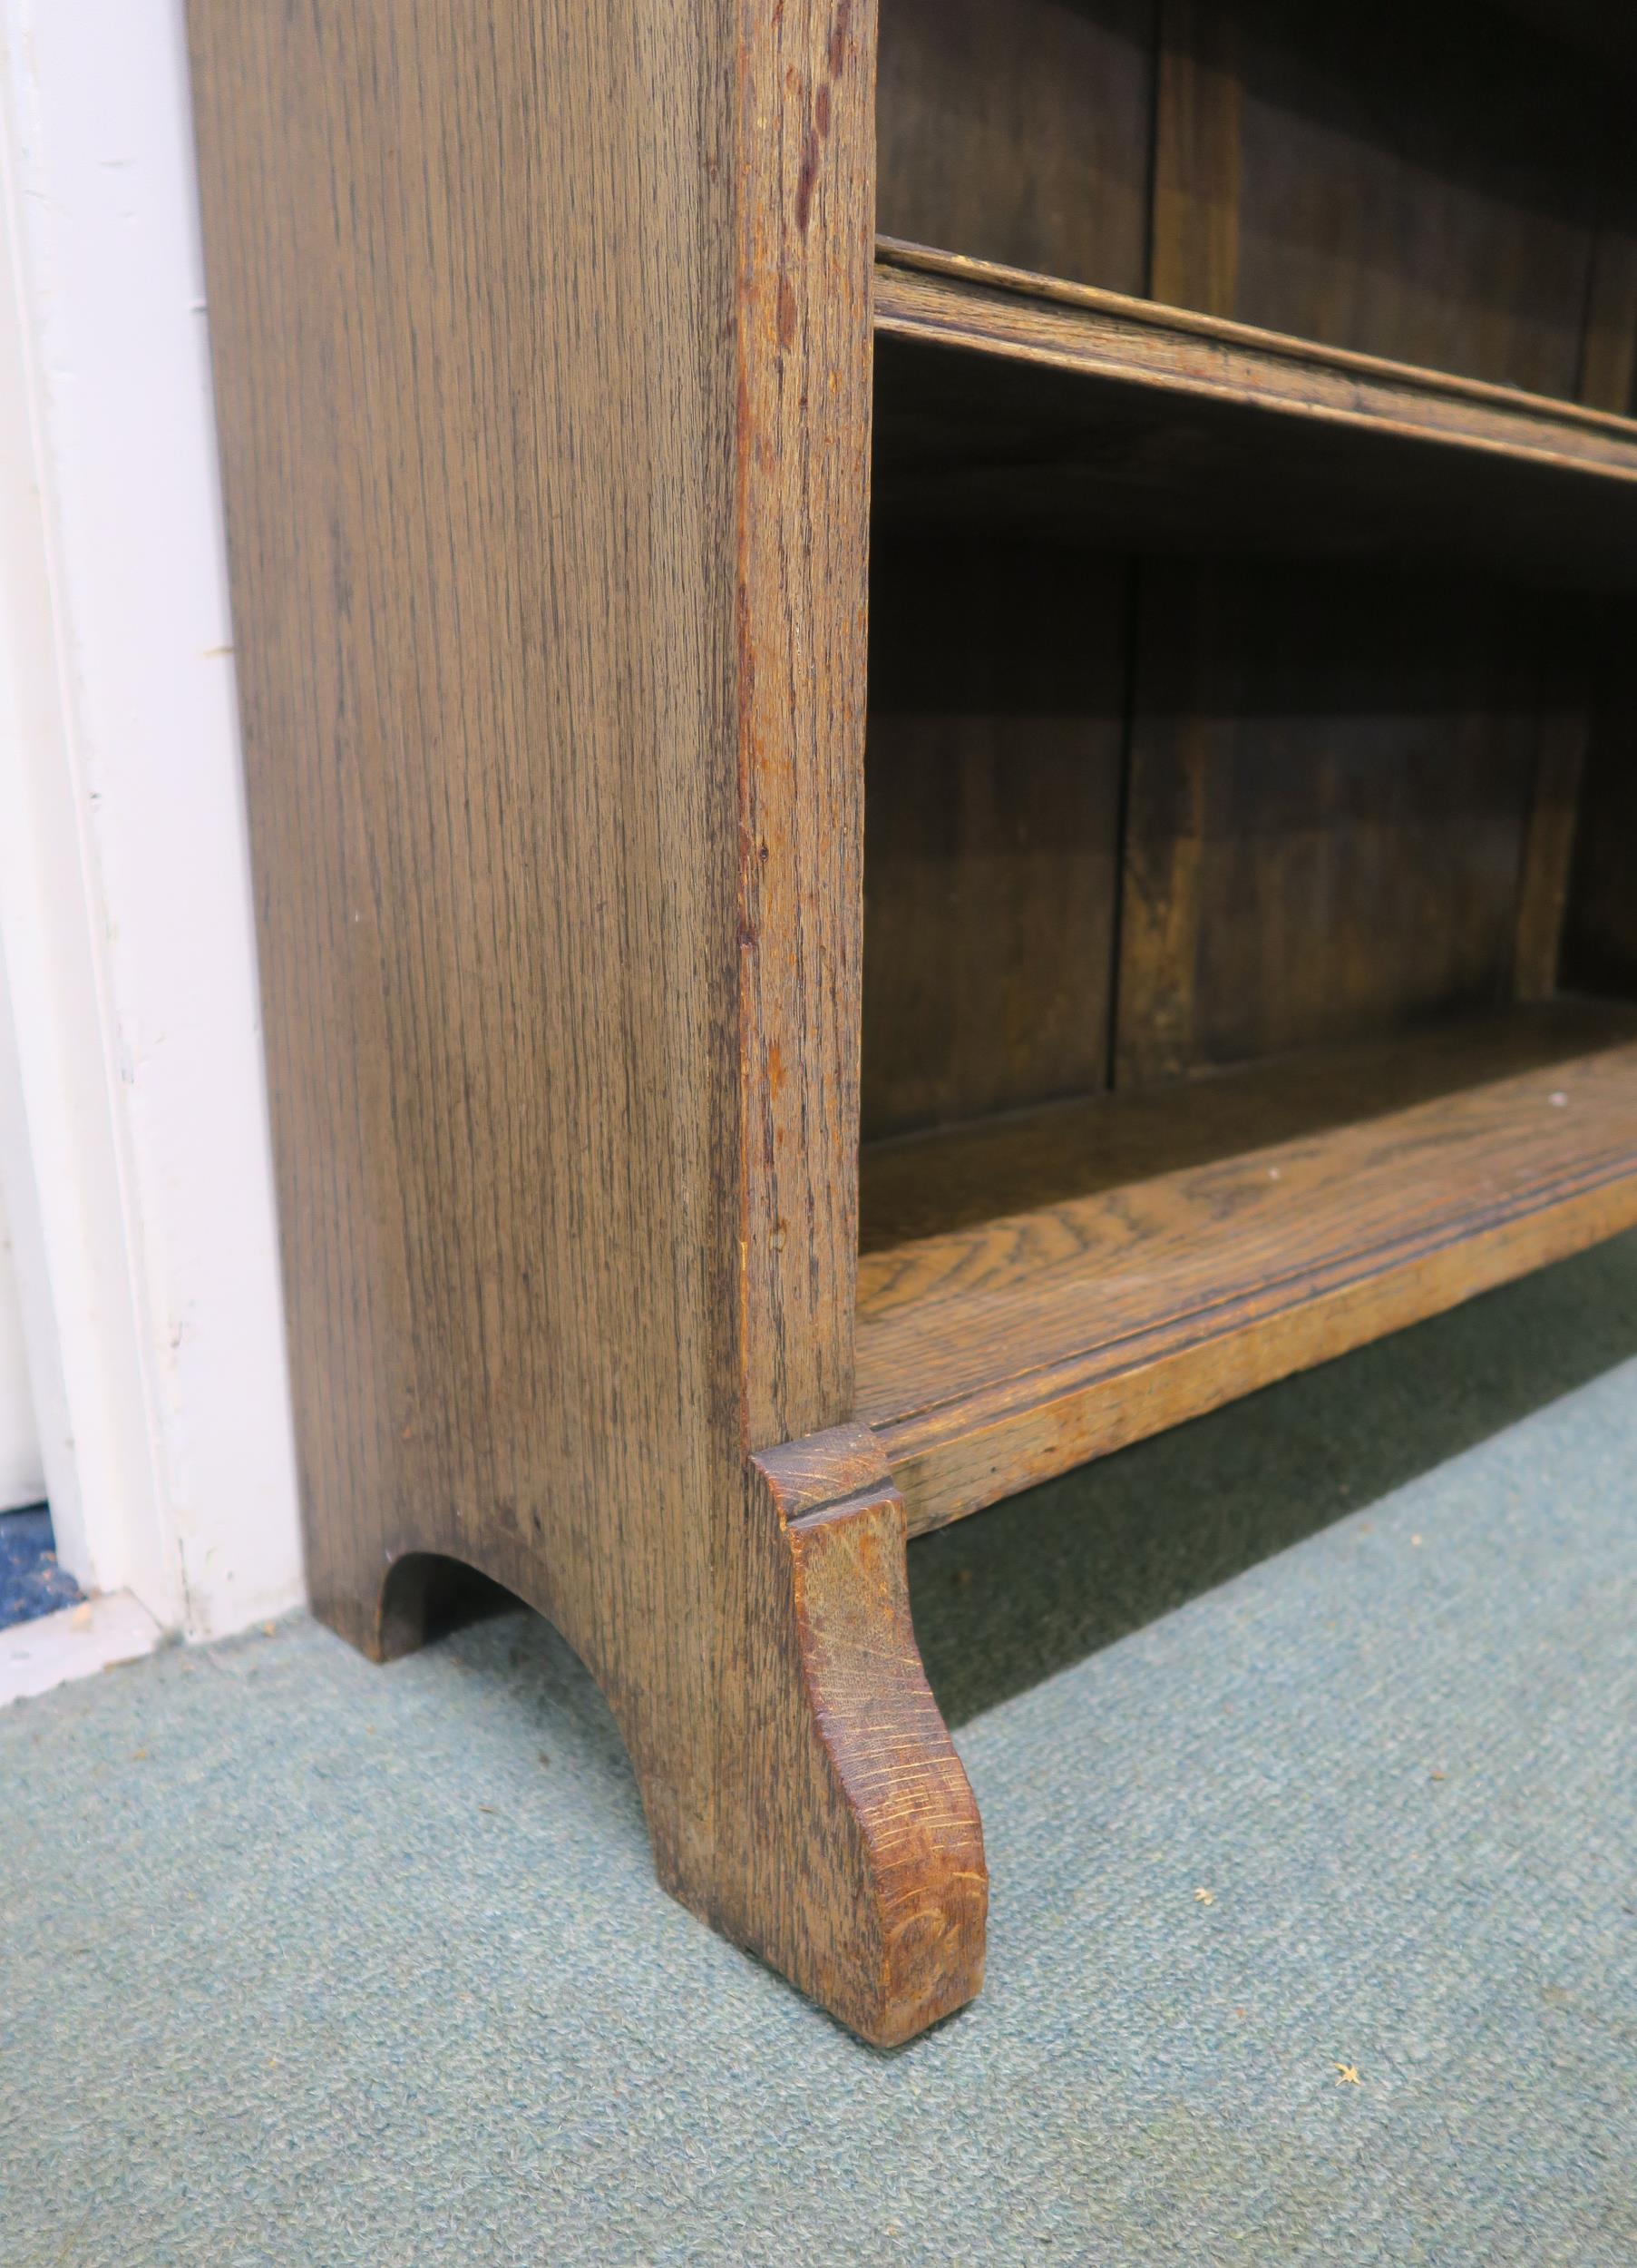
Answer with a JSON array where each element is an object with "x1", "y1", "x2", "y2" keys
[
  {"x1": 1113, "y1": 563, "x2": 1559, "y2": 1087},
  {"x1": 863, "y1": 534, "x2": 1128, "y2": 1138},
  {"x1": 1564, "y1": 663, "x2": 1637, "y2": 999},
  {"x1": 189, "y1": 0, "x2": 982, "y2": 2050},
  {"x1": 192, "y1": 0, "x2": 1637, "y2": 2043},
  {"x1": 872, "y1": 241, "x2": 1637, "y2": 588},
  {"x1": 876, "y1": 0, "x2": 1155, "y2": 290},
  {"x1": 859, "y1": 1004, "x2": 1637, "y2": 1530}
]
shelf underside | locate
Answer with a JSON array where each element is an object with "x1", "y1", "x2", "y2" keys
[
  {"x1": 873, "y1": 241, "x2": 1637, "y2": 587},
  {"x1": 857, "y1": 1002, "x2": 1637, "y2": 1534}
]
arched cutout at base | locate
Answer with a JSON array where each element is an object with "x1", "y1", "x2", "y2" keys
[
  {"x1": 311, "y1": 1428, "x2": 989, "y2": 2047},
  {"x1": 375, "y1": 1551, "x2": 525, "y2": 1663}
]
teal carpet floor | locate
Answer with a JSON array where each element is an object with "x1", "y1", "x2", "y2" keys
[{"x1": 5, "y1": 1236, "x2": 1637, "y2": 2266}]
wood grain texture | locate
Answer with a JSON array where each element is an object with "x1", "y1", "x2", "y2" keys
[
  {"x1": 1151, "y1": 0, "x2": 1241, "y2": 315},
  {"x1": 1578, "y1": 224, "x2": 1637, "y2": 417},
  {"x1": 728, "y1": 1425, "x2": 986, "y2": 2044},
  {"x1": 1208, "y1": 0, "x2": 1603, "y2": 400},
  {"x1": 193, "y1": 0, "x2": 1634, "y2": 2040},
  {"x1": 188, "y1": 0, "x2": 985, "y2": 2045},
  {"x1": 877, "y1": 0, "x2": 1630, "y2": 403},
  {"x1": 862, "y1": 534, "x2": 1127, "y2": 1138},
  {"x1": 876, "y1": 0, "x2": 1154, "y2": 291},
  {"x1": 1514, "y1": 719, "x2": 1588, "y2": 1002},
  {"x1": 875, "y1": 241, "x2": 1637, "y2": 487},
  {"x1": 1111, "y1": 689, "x2": 1209, "y2": 1090},
  {"x1": 1112, "y1": 563, "x2": 1552, "y2": 1086},
  {"x1": 861, "y1": 999, "x2": 1637, "y2": 1248},
  {"x1": 735, "y1": 0, "x2": 872, "y2": 1452},
  {"x1": 857, "y1": 1005, "x2": 1637, "y2": 1530},
  {"x1": 872, "y1": 246, "x2": 1637, "y2": 588}
]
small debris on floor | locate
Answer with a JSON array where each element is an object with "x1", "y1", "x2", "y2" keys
[
  {"x1": 1334, "y1": 2064, "x2": 1361, "y2": 2086},
  {"x1": 1194, "y1": 1887, "x2": 1215, "y2": 1905}
]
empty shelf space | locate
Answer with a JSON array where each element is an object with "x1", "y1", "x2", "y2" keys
[
  {"x1": 856, "y1": 1002, "x2": 1637, "y2": 1533},
  {"x1": 872, "y1": 240, "x2": 1637, "y2": 584}
]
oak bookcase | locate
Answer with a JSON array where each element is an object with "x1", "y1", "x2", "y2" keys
[{"x1": 188, "y1": 0, "x2": 1637, "y2": 2042}]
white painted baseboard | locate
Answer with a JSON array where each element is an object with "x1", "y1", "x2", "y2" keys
[
  {"x1": 0, "y1": 0, "x2": 304, "y2": 1634},
  {"x1": 0, "y1": 1589, "x2": 164, "y2": 1709}
]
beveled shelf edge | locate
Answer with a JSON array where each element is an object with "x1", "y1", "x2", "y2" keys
[
  {"x1": 870, "y1": 1152, "x2": 1637, "y2": 1539},
  {"x1": 858, "y1": 1015, "x2": 1637, "y2": 1536},
  {"x1": 873, "y1": 237, "x2": 1637, "y2": 486}
]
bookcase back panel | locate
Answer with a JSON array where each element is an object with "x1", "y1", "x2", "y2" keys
[
  {"x1": 1154, "y1": 0, "x2": 1621, "y2": 402},
  {"x1": 862, "y1": 537, "x2": 1128, "y2": 1139},
  {"x1": 1113, "y1": 565, "x2": 1566, "y2": 1087},
  {"x1": 1564, "y1": 666, "x2": 1637, "y2": 997},
  {"x1": 876, "y1": 0, "x2": 1637, "y2": 408},
  {"x1": 876, "y1": 0, "x2": 1153, "y2": 295},
  {"x1": 862, "y1": 543, "x2": 1603, "y2": 1139}
]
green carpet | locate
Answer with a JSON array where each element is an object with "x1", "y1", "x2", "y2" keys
[{"x1": 5, "y1": 1236, "x2": 1637, "y2": 2266}]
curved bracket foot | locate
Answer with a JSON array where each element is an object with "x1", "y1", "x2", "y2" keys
[
  {"x1": 694, "y1": 1425, "x2": 988, "y2": 2046},
  {"x1": 322, "y1": 1428, "x2": 986, "y2": 2047}
]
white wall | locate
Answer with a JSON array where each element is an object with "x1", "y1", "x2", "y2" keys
[
  {"x1": 0, "y1": 0, "x2": 303, "y2": 1635},
  {"x1": 0, "y1": 953, "x2": 44, "y2": 1512},
  {"x1": 0, "y1": 1164, "x2": 44, "y2": 1511}
]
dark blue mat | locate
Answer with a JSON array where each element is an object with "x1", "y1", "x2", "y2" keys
[{"x1": 0, "y1": 1504, "x2": 80, "y2": 1629}]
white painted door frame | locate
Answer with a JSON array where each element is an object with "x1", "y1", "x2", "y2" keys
[
  {"x1": 0, "y1": 1016, "x2": 46, "y2": 1514},
  {"x1": 0, "y1": 0, "x2": 303, "y2": 1640}
]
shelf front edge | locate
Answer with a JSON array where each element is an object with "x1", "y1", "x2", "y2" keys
[
  {"x1": 873, "y1": 245, "x2": 1637, "y2": 487},
  {"x1": 869, "y1": 1162, "x2": 1637, "y2": 1536}
]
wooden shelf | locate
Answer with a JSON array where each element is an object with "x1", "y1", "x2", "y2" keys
[
  {"x1": 872, "y1": 240, "x2": 1637, "y2": 586},
  {"x1": 857, "y1": 1002, "x2": 1637, "y2": 1534}
]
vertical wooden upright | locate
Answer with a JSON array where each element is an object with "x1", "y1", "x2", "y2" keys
[{"x1": 186, "y1": 0, "x2": 985, "y2": 2045}]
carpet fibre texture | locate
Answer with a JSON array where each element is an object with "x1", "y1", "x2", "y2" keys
[
  {"x1": 0, "y1": 1504, "x2": 78, "y2": 1631},
  {"x1": 5, "y1": 1236, "x2": 1637, "y2": 2266}
]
